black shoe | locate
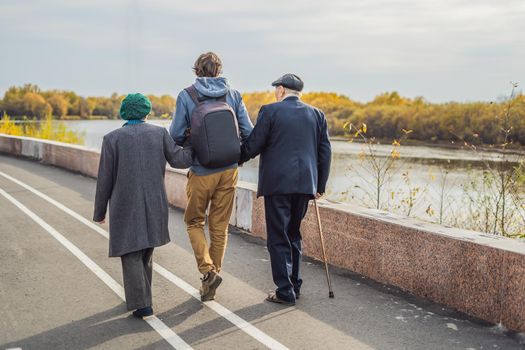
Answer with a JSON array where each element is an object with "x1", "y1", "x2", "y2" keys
[
  {"x1": 133, "y1": 306, "x2": 154, "y2": 319},
  {"x1": 200, "y1": 270, "x2": 223, "y2": 301},
  {"x1": 293, "y1": 284, "x2": 301, "y2": 299},
  {"x1": 292, "y1": 287, "x2": 300, "y2": 299}
]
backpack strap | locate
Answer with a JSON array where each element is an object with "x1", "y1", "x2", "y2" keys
[{"x1": 184, "y1": 85, "x2": 200, "y2": 105}]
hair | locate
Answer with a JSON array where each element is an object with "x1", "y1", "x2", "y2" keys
[
  {"x1": 193, "y1": 52, "x2": 223, "y2": 77},
  {"x1": 283, "y1": 87, "x2": 301, "y2": 96}
]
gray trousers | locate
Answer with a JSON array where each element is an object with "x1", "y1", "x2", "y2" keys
[{"x1": 120, "y1": 248, "x2": 154, "y2": 310}]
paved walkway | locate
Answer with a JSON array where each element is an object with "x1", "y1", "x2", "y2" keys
[{"x1": 0, "y1": 154, "x2": 523, "y2": 350}]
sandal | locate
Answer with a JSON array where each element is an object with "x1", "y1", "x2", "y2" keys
[{"x1": 266, "y1": 291, "x2": 295, "y2": 306}]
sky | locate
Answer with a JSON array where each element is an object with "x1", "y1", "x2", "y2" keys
[{"x1": 1, "y1": 0, "x2": 524, "y2": 102}]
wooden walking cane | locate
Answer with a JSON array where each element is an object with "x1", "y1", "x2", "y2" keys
[{"x1": 313, "y1": 199, "x2": 335, "y2": 298}]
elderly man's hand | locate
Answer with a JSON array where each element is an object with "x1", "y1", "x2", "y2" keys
[
  {"x1": 96, "y1": 218, "x2": 106, "y2": 224},
  {"x1": 315, "y1": 193, "x2": 323, "y2": 199}
]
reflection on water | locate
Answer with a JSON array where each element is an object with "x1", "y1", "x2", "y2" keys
[{"x1": 48, "y1": 120, "x2": 524, "y2": 232}]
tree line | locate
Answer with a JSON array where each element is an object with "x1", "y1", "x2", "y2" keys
[
  {"x1": 243, "y1": 90, "x2": 525, "y2": 147},
  {"x1": 0, "y1": 84, "x2": 175, "y2": 120},
  {"x1": 2, "y1": 84, "x2": 524, "y2": 146}
]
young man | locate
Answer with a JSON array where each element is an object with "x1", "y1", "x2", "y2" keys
[
  {"x1": 94, "y1": 93, "x2": 192, "y2": 318},
  {"x1": 169, "y1": 52, "x2": 253, "y2": 301},
  {"x1": 240, "y1": 74, "x2": 332, "y2": 305}
]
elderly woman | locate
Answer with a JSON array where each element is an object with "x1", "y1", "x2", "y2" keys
[{"x1": 93, "y1": 93, "x2": 192, "y2": 318}]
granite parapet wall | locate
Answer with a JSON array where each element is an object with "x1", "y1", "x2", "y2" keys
[{"x1": 1, "y1": 134, "x2": 524, "y2": 332}]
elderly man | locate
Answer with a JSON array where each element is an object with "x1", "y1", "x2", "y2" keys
[
  {"x1": 240, "y1": 74, "x2": 332, "y2": 305},
  {"x1": 94, "y1": 93, "x2": 192, "y2": 318}
]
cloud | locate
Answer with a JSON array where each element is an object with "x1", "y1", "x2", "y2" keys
[{"x1": 0, "y1": 0, "x2": 523, "y2": 101}]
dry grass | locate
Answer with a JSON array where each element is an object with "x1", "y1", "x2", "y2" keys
[{"x1": 0, "y1": 114, "x2": 84, "y2": 145}]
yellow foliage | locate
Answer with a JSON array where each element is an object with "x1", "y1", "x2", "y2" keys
[
  {"x1": 0, "y1": 114, "x2": 84, "y2": 145},
  {"x1": 0, "y1": 115, "x2": 22, "y2": 135},
  {"x1": 390, "y1": 149, "x2": 400, "y2": 159}
]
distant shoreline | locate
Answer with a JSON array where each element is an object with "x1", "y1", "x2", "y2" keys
[
  {"x1": 9, "y1": 116, "x2": 171, "y2": 121},
  {"x1": 6, "y1": 116, "x2": 525, "y2": 156},
  {"x1": 330, "y1": 136, "x2": 525, "y2": 155}
]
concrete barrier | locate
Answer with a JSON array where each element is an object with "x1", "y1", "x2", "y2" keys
[{"x1": 1, "y1": 133, "x2": 524, "y2": 332}]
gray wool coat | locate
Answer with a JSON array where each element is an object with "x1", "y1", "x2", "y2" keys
[{"x1": 93, "y1": 123, "x2": 192, "y2": 257}]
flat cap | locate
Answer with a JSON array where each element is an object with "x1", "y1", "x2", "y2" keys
[{"x1": 271, "y1": 73, "x2": 304, "y2": 92}]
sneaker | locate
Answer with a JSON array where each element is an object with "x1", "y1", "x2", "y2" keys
[
  {"x1": 200, "y1": 270, "x2": 222, "y2": 302},
  {"x1": 132, "y1": 306, "x2": 154, "y2": 319}
]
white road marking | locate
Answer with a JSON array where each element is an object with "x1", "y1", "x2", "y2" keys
[
  {"x1": 447, "y1": 323, "x2": 458, "y2": 331},
  {"x1": 153, "y1": 264, "x2": 289, "y2": 350},
  {"x1": 0, "y1": 187, "x2": 192, "y2": 350},
  {"x1": 0, "y1": 171, "x2": 289, "y2": 350}
]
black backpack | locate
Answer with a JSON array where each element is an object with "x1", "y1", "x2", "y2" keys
[{"x1": 184, "y1": 85, "x2": 241, "y2": 168}]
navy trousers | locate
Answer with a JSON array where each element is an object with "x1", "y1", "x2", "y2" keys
[{"x1": 264, "y1": 194, "x2": 311, "y2": 302}]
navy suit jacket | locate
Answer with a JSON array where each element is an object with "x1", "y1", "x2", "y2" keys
[{"x1": 240, "y1": 96, "x2": 332, "y2": 197}]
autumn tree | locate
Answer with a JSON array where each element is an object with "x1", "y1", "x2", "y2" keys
[
  {"x1": 22, "y1": 92, "x2": 52, "y2": 118},
  {"x1": 46, "y1": 94, "x2": 69, "y2": 118},
  {"x1": 148, "y1": 94, "x2": 175, "y2": 117},
  {"x1": 1, "y1": 84, "x2": 43, "y2": 116}
]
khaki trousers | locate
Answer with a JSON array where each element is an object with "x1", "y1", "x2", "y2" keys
[{"x1": 184, "y1": 168, "x2": 238, "y2": 274}]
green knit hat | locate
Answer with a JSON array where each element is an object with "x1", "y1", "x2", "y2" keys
[{"x1": 120, "y1": 93, "x2": 152, "y2": 120}]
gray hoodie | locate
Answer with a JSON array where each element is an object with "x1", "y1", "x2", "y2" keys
[{"x1": 169, "y1": 77, "x2": 253, "y2": 175}]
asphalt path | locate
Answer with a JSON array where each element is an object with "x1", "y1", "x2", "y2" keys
[{"x1": 0, "y1": 154, "x2": 523, "y2": 350}]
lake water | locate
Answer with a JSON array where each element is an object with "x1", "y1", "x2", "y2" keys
[{"x1": 58, "y1": 119, "x2": 523, "y2": 230}]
